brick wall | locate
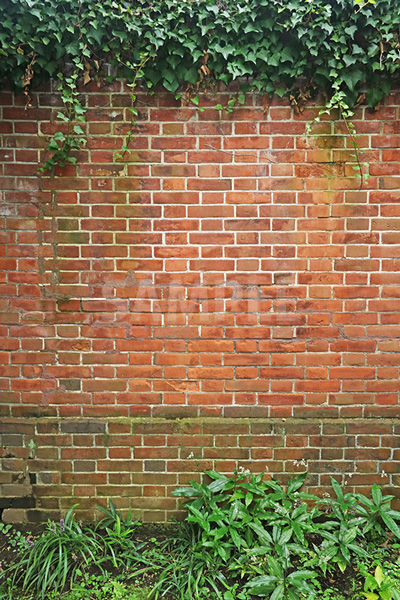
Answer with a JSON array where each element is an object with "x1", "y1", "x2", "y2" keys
[{"x1": 0, "y1": 81, "x2": 400, "y2": 522}]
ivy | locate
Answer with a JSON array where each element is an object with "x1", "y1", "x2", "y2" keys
[
  {"x1": 1, "y1": 0, "x2": 400, "y2": 172},
  {"x1": 39, "y1": 72, "x2": 87, "y2": 172}
]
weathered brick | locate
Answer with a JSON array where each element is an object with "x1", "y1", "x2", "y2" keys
[{"x1": 2, "y1": 86, "x2": 400, "y2": 521}]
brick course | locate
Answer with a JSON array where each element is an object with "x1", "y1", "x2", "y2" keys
[{"x1": 1, "y1": 83, "x2": 400, "y2": 521}]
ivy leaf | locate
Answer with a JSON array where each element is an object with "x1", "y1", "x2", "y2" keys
[
  {"x1": 53, "y1": 131, "x2": 66, "y2": 142},
  {"x1": 162, "y1": 77, "x2": 179, "y2": 92},
  {"x1": 112, "y1": 30, "x2": 128, "y2": 43},
  {"x1": 343, "y1": 55, "x2": 357, "y2": 67},
  {"x1": 48, "y1": 140, "x2": 60, "y2": 151},
  {"x1": 56, "y1": 112, "x2": 69, "y2": 122},
  {"x1": 344, "y1": 25, "x2": 357, "y2": 37},
  {"x1": 244, "y1": 23, "x2": 260, "y2": 34},
  {"x1": 269, "y1": 53, "x2": 280, "y2": 66},
  {"x1": 281, "y1": 46, "x2": 294, "y2": 62},
  {"x1": 87, "y1": 28, "x2": 103, "y2": 46},
  {"x1": 344, "y1": 69, "x2": 364, "y2": 92}
]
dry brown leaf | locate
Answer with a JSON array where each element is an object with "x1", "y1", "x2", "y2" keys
[
  {"x1": 83, "y1": 61, "x2": 91, "y2": 85},
  {"x1": 21, "y1": 52, "x2": 37, "y2": 108}
]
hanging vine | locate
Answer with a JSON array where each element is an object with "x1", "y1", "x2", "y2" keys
[{"x1": 1, "y1": 0, "x2": 400, "y2": 173}]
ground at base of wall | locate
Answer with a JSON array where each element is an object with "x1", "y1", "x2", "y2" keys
[
  {"x1": 2, "y1": 475, "x2": 400, "y2": 600},
  {"x1": 0, "y1": 525, "x2": 399, "y2": 600}
]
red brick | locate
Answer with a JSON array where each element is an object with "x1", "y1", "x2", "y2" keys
[{"x1": 2, "y1": 88, "x2": 400, "y2": 520}]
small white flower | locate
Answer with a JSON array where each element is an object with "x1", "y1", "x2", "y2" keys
[
  {"x1": 238, "y1": 465, "x2": 250, "y2": 476},
  {"x1": 293, "y1": 458, "x2": 307, "y2": 467},
  {"x1": 187, "y1": 452, "x2": 194, "y2": 460}
]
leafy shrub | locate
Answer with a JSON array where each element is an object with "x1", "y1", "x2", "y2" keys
[{"x1": 165, "y1": 470, "x2": 400, "y2": 599}]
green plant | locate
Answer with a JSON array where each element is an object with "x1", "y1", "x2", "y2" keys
[
  {"x1": 356, "y1": 485, "x2": 400, "y2": 541},
  {"x1": 3, "y1": 505, "x2": 102, "y2": 599},
  {"x1": 95, "y1": 501, "x2": 142, "y2": 569},
  {"x1": 316, "y1": 478, "x2": 400, "y2": 573},
  {"x1": 96, "y1": 500, "x2": 140, "y2": 533},
  {"x1": 363, "y1": 565, "x2": 400, "y2": 600},
  {"x1": 0, "y1": 523, "x2": 31, "y2": 553},
  {"x1": 45, "y1": 574, "x2": 152, "y2": 600},
  {"x1": 39, "y1": 71, "x2": 87, "y2": 172},
  {"x1": 315, "y1": 523, "x2": 370, "y2": 574},
  {"x1": 150, "y1": 538, "x2": 230, "y2": 600},
  {"x1": 319, "y1": 477, "x2": 363, "y2": 528},
  {"x1": 258, "y1": 473, "x2": 320, "y2": 546},
  {"x1": 166, "y1": 470, "x2": 319, "y2": 599},
  {"x1": 244, "y1": 554, "x2": 318, "y2": 600}
]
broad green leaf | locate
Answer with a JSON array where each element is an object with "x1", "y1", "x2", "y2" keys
[
  {"x1": 345, "y1": 68, "x2": 364, "y2": 92},
  {"x1": 229, "y1": 527, "x2": 243, "y2": 548},
  {"x1": 245, "y1": 492, "x2": 253, "y2": 507},
  {"x1": 287, "y1": 570, "x2": 317, "y2": 583},
  {"x1": 331, "y1": 477, "x2": 344, "y2": 502},
  {"x1": 171, "y1": 486, "x2": 199, "y2": 497},
  {"x1": 374, "y1": 565, "x2": 384, "y2": 587},
  {"x1": 246, "y1": 575, "x2": 279, "y2": 593},
  {"x1": 288, "y1": 472, "x2": 307, "y2": 495},
  {"x1": 372, "y1": 485, "x2": 382, "y2": 507},
  {"x1": 208, "y1": 478, "x2": 230, "y2": 493},
  {"x1": 381, "y1": 513, "x2": 400, "y2": 539},
  {"x1": 270, "y1": 583, "x2": 285, "y2": 600}
]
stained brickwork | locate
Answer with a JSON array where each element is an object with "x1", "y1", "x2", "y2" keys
[{"x1": 0, "y1": 82, "x2": 400, "y2": 521}]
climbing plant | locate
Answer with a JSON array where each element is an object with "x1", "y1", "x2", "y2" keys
[{"x1": 1, "y1": 0, "x2": 400, "y2": 171}]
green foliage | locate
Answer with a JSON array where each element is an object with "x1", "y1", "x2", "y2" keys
[
  {"x1": 1, "y1": 0, "x2": 400, "y2": 170},
  {"x1": 356, "y1": 485, "x2": 400, "y2": 541},
  {"x1": 2, "y1": 473, "x2": 400, "y2": 600},
  {"x1": 95, "y1": 501, "x2": 143, "y2": 569},
  {"x1": 321, "y1": 478, "x2": 400, "y2": 543},
  {"x1": 167, "y1": 471, "x2": 400, "y2": 599},
  {"x1": 0, "y1": 523, "x2": 31, "y2": 553},
  {"x1": 363, "y1": 565, "x2": 400, "y2": 600},
  {"x1": 39, "y1": 73, "x2": 87, "y2": 172},
  {"x1": 3, "y1": 505, "x2": 103, "y2": 599},
  {"x1": 168, "y1": 470, "x2": 321, "y2": 599},
  {"x1": 49, "y1": 575, "x2": 152, "y2": 600},
  {"x1": 39, "y1": 70, "x2": 87, "y2": 171},
  {"x1": 96, "y1": 500, "x2": 140, "y2": 533},
  {"x1": 315, "y1": 523, "x2": 370, "y2": 574},
  {"x1": 23, "y1": 572, "x2": 154, "y2": 600},
  {"x1": 1, "y1": 0, "x2": 399, "y2": 103}
]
